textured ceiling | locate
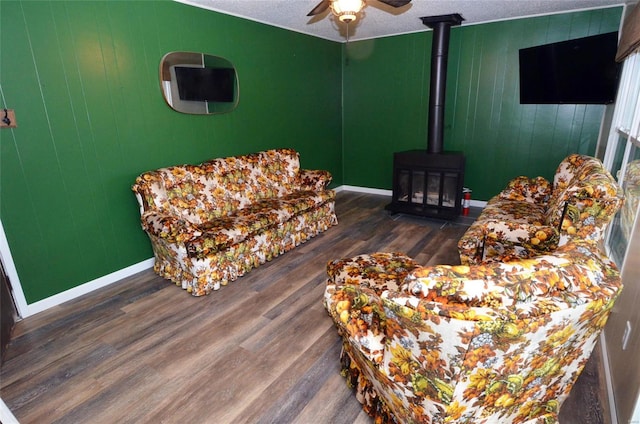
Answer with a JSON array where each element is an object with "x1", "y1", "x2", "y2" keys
[{"x1": 176, "y1": 0, "x2": 632, "y2": 42}]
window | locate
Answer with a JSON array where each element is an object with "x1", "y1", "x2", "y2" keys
[{"x1": 604, "y1": 50, "x2": 640, "y2": 265}]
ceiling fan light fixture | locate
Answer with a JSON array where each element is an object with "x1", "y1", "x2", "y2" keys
[{"x1": 330, "y1": 0, "x2": 366, "y2": 23}]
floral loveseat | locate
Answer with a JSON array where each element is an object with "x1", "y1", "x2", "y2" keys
[
  {"x1": 324, "y1": 238, "x2": 622, "y2": 423},
  {"x1": 458, "y1": 154, "x2": 624, "y2": 265},
  {"x1": 132, "y1": 148, "x2": 337, "y2": 296}
]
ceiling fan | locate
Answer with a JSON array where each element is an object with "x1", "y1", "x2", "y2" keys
[{"x1": 307, "y1": 0, "x2": 412, "y2": 24}]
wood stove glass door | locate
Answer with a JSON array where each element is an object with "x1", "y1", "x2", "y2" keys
[
  {"x1": 412, "y1": 171, "x2": 425, "y2": 204},
  {"x1": 442, "y1": 172, "x2": 457, "y2": 207},
  {"x1": 426, "y1": 172, "x2": 440, "y2": 206},
  {"x1": 397, "y1": 170, "x2": 410, "y2": 202}
]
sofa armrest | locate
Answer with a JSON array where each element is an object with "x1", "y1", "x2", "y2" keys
[
  {"x1": 498, "y1": 176, "x2": 551, "y2": 204},
  {"x1": 298, "y1": 169, "x2": 332, "y2": 191},
  {"x1": 551, "y1": 195, "x2": 625, "y2": 244},
  {"x1": 140, "y1": 211, "x2": 200, "y2": 244},
  {"x1": 481, "y1": 220, "x2": 559, "y2": 263}
]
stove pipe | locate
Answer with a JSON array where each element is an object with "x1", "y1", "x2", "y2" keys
[{"x1": 421, "y1": 14, "x2": 464, "y2": 154}]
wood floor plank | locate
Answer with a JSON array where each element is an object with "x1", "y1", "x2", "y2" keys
[
  {"x1": 233, "y1": 328, "x2": 344, "y2": 424},
  {"x1": 0, "y1": 191, "x2": 608, "y2": 424}
]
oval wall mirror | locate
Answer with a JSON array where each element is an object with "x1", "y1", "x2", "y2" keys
[{"x1": 160, "y1": 52, "x2": 239, "y2": 115}]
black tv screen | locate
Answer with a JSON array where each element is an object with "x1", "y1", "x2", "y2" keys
[
  {"x1": 174, "y1": 66, "x2": 235, "y2": 102},
  {"x1": 519, "y1": 32, "x2": 622, "y2": 104}
]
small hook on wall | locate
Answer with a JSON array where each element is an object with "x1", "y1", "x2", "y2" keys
[
  {"x1": 2, "y1": 109, "x2": 11, "y2": 126},
  {"x1": 0, "y1": 108, "x2": 17, "y2": 128}
]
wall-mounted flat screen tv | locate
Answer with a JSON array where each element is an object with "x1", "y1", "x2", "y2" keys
[
  {"x1": 174, "y1": 66, "x2": 235, "y2": 102},
  {"x1": 519, "y1": 32, "x2": 622, "y2": 104}
]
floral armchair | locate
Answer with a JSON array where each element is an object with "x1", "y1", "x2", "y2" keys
[
  {"x1": 324, "y1": 239, "x2": 622, "y2": 423},
  {"x1": 458, "y1": 154, "x2": 624, "y2": 265}
]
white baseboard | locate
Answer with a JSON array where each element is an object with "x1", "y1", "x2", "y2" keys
[
  {"x1": 336, "y1": 185, "x2": 392, "y2": 196},
  {"x1": 336, "y1": 185, "x2": 487, "y2": 208},
  {"x1": 600, "y1": 331, "x2": 619, "y2": 424},
  {"x1": 22, "y1": 258, "x2": 155, "y2": 318},
  {"x1": 0, "y1": 397, "x2": 19, "y2": 424}
]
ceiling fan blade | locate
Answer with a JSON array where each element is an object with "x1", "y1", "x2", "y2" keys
[
  {"x1": 377, "y1": 0, "x2": 411, "y2": 8},
  {"x1": 307, "y1": 0, "x2": 331, "y2": 16}
]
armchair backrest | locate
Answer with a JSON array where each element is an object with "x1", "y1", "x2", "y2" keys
[
  {"x1": 131, "y1": 149, "x2": 301, "y2": 224},
  {"x1": 545, "y1": 154, "x2": 624, "y2": 244},
  {"x1": 378, "y1": 239, "x2": 621, "y2": 422}
]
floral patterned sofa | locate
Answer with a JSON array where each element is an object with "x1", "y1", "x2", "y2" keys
[
  {"x1": 324, "y1": 238, "x2": 622, "y2": 423},
  {"x1": 458, "y1": 154, "x2": 624, "y2": 265},
  {"x1": 132, "y1": 148, "x2": 337, "y2": 296}
]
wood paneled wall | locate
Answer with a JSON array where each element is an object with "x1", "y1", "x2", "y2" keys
[
  {"x1": 342, "y1": 8, "x2": 622, "y2": 200},
  {"x1": 0, "y1": 0, "x2": 343, "y2": 303}
]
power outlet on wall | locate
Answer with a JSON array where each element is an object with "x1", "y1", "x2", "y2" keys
[{"x1": 622, "y1": 321, "x2": 632, "y2": 351}]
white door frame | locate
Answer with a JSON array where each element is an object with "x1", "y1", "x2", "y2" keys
[{"x1": 0, "y1": 219, "x2": 28, "y2": 318}]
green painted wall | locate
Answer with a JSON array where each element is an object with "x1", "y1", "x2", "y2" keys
[
  {"x1": 342, "y1": 8, "x2": 622, "y2": 200},
  {"x1": 0, "y1": 0, "x2": 343, "y2": 303}
]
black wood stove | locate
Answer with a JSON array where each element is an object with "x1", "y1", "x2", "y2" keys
[{"x1": 386, "y1": 14, "x2": 465, "y2": 220}]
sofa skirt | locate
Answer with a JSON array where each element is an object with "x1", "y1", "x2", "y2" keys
[
  {"x1": 149, "y1": 202, "x2": 337, "y2": 296},
  {"x1": 339, "y1": 338, "x2": 562, "y2": 424},
  {"x1": 340, "y1": 341, "x2": 399, "y2": 424}
]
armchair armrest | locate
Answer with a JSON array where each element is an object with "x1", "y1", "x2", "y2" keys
[
  {"x1": 498, "y1": 176, "x2": 551, "y2": 204},
  {"x1": 298, "y1": 169, "x2": 332, "y2": 191},
  {"x1": 325, "y1": 252, "x2": 420, "y2": 364},
  {"x1": 481, "y1": 220, "x2": 559, "y2": 263},
  {"x1": 324, "y1": 283, "x2": 388, "y2": 364},
  {"x1": 140, "y1": 211, "x2": 200, "y2": 244},
  {"x1": 458, "y1": 224, "x2": 484, "y2": 265}
]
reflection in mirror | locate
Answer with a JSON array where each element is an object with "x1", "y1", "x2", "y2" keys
[{"x1": 160, "y1": 52, "x2": 239, "y2": 114}]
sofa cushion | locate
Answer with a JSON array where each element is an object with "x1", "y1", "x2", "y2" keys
[
  {"x1": 480, "y1": 198, "x2": 557, "y2": 259},
  {"x1": 483, "y1": 198, "x2": 547, "y2": 225},
  {"x1": 186, "y1": 189, "x2": 335, "y2": 257},
  {"x1": 164, "y1": 166, "x2": 234, "y2": 223},
  {"x1": 203, "y1": 148, "x2": 301, "y2": 205},
  {"x1": 497, "y1": 176, "x2": 552, "y2": 203},
  {"x1": 481, "y1": 220, "x2": 559, "y2": 262},
  {"x1": 196, "y1": 149, "x2": 301, "y2": 214},
  {"x1": 255, "y1": 148, "x2": 301, "y2": 195},
  {"x1": 298, "y1": 169, "x2": 333, "y2": 192},
  {"x1": 137, "y1": 164, "x2": 240, "y2": 224}
]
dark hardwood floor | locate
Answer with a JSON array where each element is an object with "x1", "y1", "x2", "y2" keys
[{"x1": 0, "y1": 191, "x2": 609, "y2": 423}]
